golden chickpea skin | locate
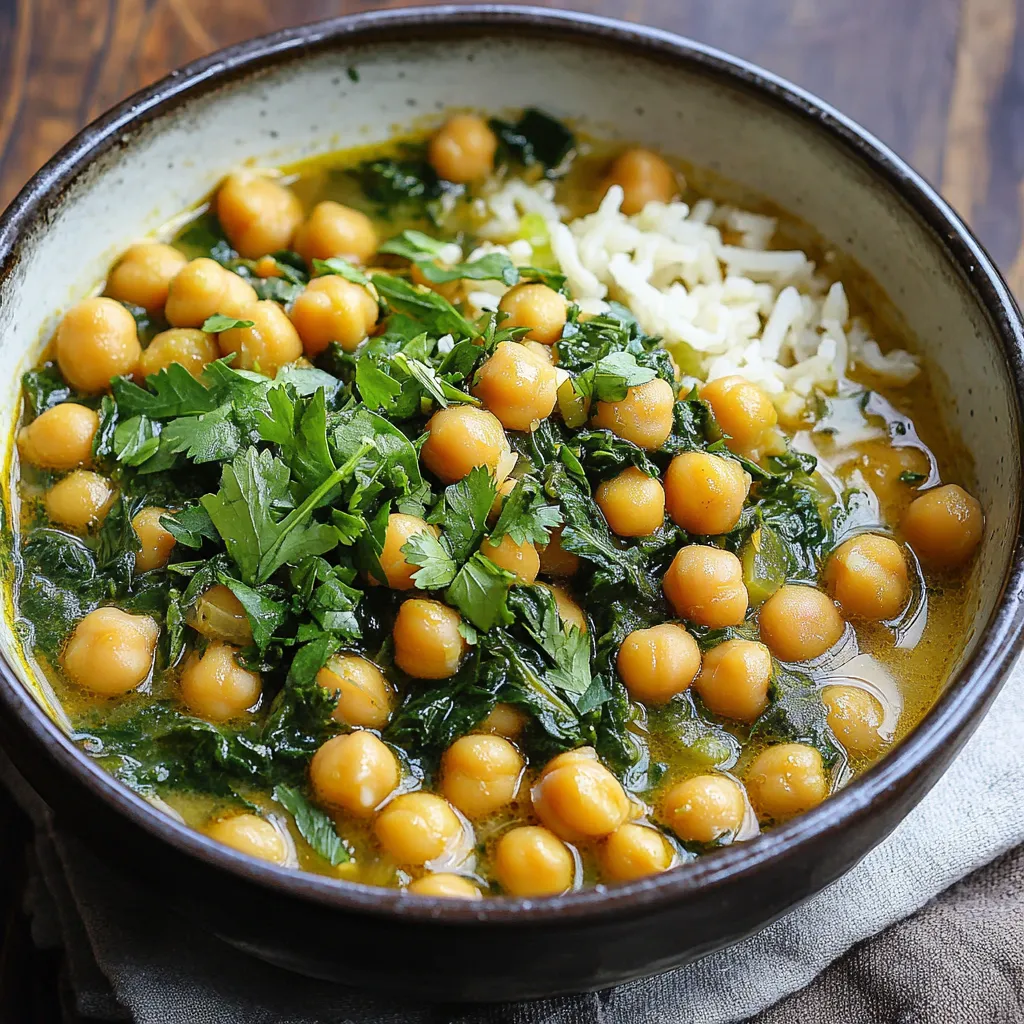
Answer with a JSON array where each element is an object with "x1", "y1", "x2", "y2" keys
[
  {"x1": 664, "y1": 452, "x2": 750, "y2": 535},
  {"x1": 497, "y1": 284, "x2": 569, "y2": 346},
  {"x1": 206, "y1": 814, "x2": 289, "y2": 866},
  {"x1": 428, "y1": 114, "x2": 498, "y2": 183},
  {"x1": 132, "y1": 506, "x2": 176, "y2": 572},
  {"x1": 189, "y1": 584, "x2": 253, "y2": 645},
  {"x1": 62, "y1": 607, "x2": 159, "y2": 696},
  {"x1": 407, "y1": 873, "x2": 481, "y2": 899},
  {"x1": 494, "y1": 825, "x2": 575, "y2": 897},
  {"x1": 478, "y1": 702, "x2": 527, "y2": 739},
  {"x1": 537, "y1": 583, "x2": 588, "y2": 632},
  {"x1": 442, "y1": 734, "x2": 524, "y2": 819},
  {"x1": 746, "y1": 743, "x2": 827, "y2": 822},
  {"x1": 661, "y1": 775, "x2": 747, "y2": 845},
  {"x1": 822, "y1": 685, "x2": 885, "y2": 757},
  {"x1": 481, "y1": 533, "x2": 540, "y2": 584},
  {"x1": 316, "y1": 654, "x2": 393, "y2": 729},
  {"x1": 165, "y1": 258, "x2": 258, "y2": 328},
  {"x1": 56, "y1": 297, "x2": 141, "y2": 393},
  {"x1": 694, "y1": 639, "x2": 772, "y2": 723},
  {"x1": 538, "y1": 526, "x2": 580, "y2": 577},
  {"x1": 616, "y1": 624, "x2": 701, "y2": 705},
  {"x1": 106, "y1": 243, "x2": 188, "y2": 312},
  {"x1": 591, "y1": 377, "x2": 675, "y2": 451},
  {"x1": 45, "y1": 470, "x2": 115, "y2": 532},
  {"x1": 380, "y1": 513, "x2": 438, "y2": 591},
  {"x1": 138, "y1": 328, "x2": 219, "y2": 379},
  {"x1": 601, "y1": 823, "x2": 674, "y2": 882},
  {"x1": 375, "y1": 792, "x2": 465, "y2": 867},
  {"x1": 902, "y1": 483, "x2": 984, "y2": 569},
  {"x1": 759, "y1": 585, "x2": 844, "y2": 663},
  {"x1": 17, "y1": 403, "x2": 98, "y2": 471},
  {"x1": 663, "y1": 546, "x2": 749, "y2": 628},
  {"x1": 310, "y1": 731, "x2": 399, "y2": 817},
  {"x1": 825, "y1": 534, "x2": 909, "y2": 621},
  {"x1": 289, "y1": 275, "x2": 378, "y2": 357},
  {"x1": 216, "y1": 172, "x2": 303, "y2": 259},
  {"x1": 700, "y1": 375, "x2": 778, "y2": 453},
  {"x1": 217, "y1": 300, "x2": 302, "y2": 377},
  {"x1": 596, "y1": 467, "x2": 666, "y2": 537},
  {"x1": 293, "y1": 201, "x2": 377, "y2": 265},
  {"x1": 532, "y1": 748, "x2": 631, "y2": 842},
  {"x1": 179, "y1": 641, "x2": 262, "y2": 721},
  {"x1": 472, "y1": 341, "x2": 558, "y2": 432},
  {"x1": 420, "y1": 406, "x2": 511, "y2": 485},
  {"x1": 393, "y1": 599, "x2": 467, "y2": 680},
  {"x1": 604, "y1": 148, "x2": 679, "y2": 215}
]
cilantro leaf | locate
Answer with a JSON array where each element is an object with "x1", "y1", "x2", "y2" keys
[
  {"x1": 572, "y1": 351, "x2": 658, "y2": 403},
  {"x1": 403, "y1": 530, "x2": 457, "y2": 590},
  {"x1": 371, "y1": 273, "x2": 478, "y2": 338},
  {"x1": 312, "y1": 258, "x2": 373, "y2": 290},
  {"x1": 355, "y1": 356, "x2": 403, "y2": 411},
  {"x1": 202, "y1": 314, "x2": 255, "y2": 333},
  {"x1": 391, "y1": 352, "x2": 478, "y2": 408},
  {"x1": 489, "y1": 477, "x2": 562, "y2": 547},
  {"x1": 258, "y1": 387, "x2": 336, "y2": 497},
  {"x1": 111, "y1": 363, "x2": 220, "y2": 419},
  {"x1": 427, "y1": 466, "x2": 496, "y2": 562},
  {"x1": 160, "y1": 506, "x2": 219, "y2": 549},
  {"x1": 217, "y1": 574, "x2": 288, "y2": 653},
  {"x1": 380, "y1": 231, "x2": 519, "y2": 286},
  {"x1": 273, "y1": 784, "x2": 350, "y2": 865},
  {"x1": 446, "y1": 552, "x2": 515, "y2": 631}
]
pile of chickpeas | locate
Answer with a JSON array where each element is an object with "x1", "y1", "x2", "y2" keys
[{"x1": 15, "y1": 113, "x2": 986, "y2": 898}]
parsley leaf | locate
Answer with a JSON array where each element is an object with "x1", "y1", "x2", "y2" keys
[
  {"x1": 403, "y1": 530, "x2": 457, "y2": 590},
  {"x1": 273, "y1": 785, "x2": 350, "y2": 865},
  {"x1": 371, "y1": 273, "x2": 478, "y2": 339},
  {"x1": 312, "y1": 258, "x2": 373, "y2": 290},
  {"x1": 446, "y1": 552, "x2": 515, "y2": 631},
  {"x1": 427, "y1": 466, "x2": 496, "y2": 562},
  {"x1": 202, "y1": 314, "x2": 255, "y2": 333},
  {"x1": 489, "y1": 477, "x2": 562, "y2": 547}
]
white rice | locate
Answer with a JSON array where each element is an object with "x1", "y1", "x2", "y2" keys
[{"x1": 459, "y1": 180, "x2": 920, "y2": 414}]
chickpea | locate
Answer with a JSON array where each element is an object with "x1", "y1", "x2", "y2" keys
[
  {"x1": 289, "y1": 275, "x2": 378, "y2": 357},
  {"x1": 374, "y1": 792, "x2": 465, "y2": 867},
  {"x1": 379, "y1": 513, "x2": 438, "y2": 590},
  {"x1": 532, "y1": 747, "x2": 631, "y2": 841},
  {"x1": 293, "y1": 201, "x2": 377, "y2": 265},
  {"x1": 497, "y1": 284, "x2": 569, "y2": 346},
  {"x1": 215, "y1": 172, "x2": 303, "y2": 259},
  {"x1": 538, "y1": 526, "x2": 580, "y2": 577},
  {"x1": 617, "y1": 624, "x2": 701, "y2": 705},
  {"x1": 902, "y1": 483, "x2": 983, "y2": 569},
  {"x1": 601, "y1": 823, "x2": 674, "y2": 882},
  {"x1": 427, "y1": 114, "x2": 498, "y2": 183},
  {"x1": 472, "y1": 341, "x2": 558, "y2": 432},
  {"x1": 746, "y1": 742, "x2": 827, "y2": 822},
  {"x1": 393, "y1": 599, "x2": 467, "y2": 679},
  {"x1": 132, "y1": 506, "x2": 176, "y2": 572},
  {"x1": 663, "y1": 546, "x2": 749, "y2": 627},
  {"x1": 138, "y1": 328, "x2": 219, "y2": 379},
  {"x1": 17, "y1": 403, "x2": 98, "y2": 471},
  {"x1": 179, "y1": 641, "x2": 262, "y2": 721},
  {"x1": 661, "y1": 775, "x2": 747, "y2": 844},
  {"x1": 310, "y1": 731, "x2": 399, "y2": 817},
  {"x1": 206, "y1": 814, "x2": 289, "y2": 866},
  {"x1": 759, "y1": 585, "x2": 844, "y2": 663},
  {"x1": 536, "y1": 582, "x2": 588, "y2": 632},
  {"x1": 165, "y1": 258, "x2": 258, "y2": 328},
  {"x1": 481, "y1": 533, "x2": 540, "y2": 584},
  {"x1": 664, "y1": 452, "x2": 750, "y2": 535},
  {"x1": 822, "y1": 684, "x2": 884, "y2": 757},
  {"x1": 595, "y1": 467, "x2": 666, "y2": 538},
  {"x1": 700, "y1": 375, "x2": 778, "y2": 453},
  {"x1": 45, "y1": 470, "x2": 115, "y2": 532},
  {"x1": 591, "y1": 377, "x2": 675, "y2": 451},
  {"x1": 494, "y1": 825, "x2": 575, "y2": 897},
  {"x1": 217, "y1": 300, "x2": 302, "y2": 377},
  {"x1": 316, "y1": 654, "x2": 393, "y2": 729},
  {"x1": 442, "y1": 734, "x2": 524, "y2": 819},
  {"x1": 604, "y1": 149, "x2": 678, "y2": 215},
  {"x1": 55, "y1": 297, "x2": 141, "y2": 393},
  {"x1": 478, "y1": 702, "x2": 527, "y2": 739},
  {"x1": 189, "y1": 584, "x2": 253, "y2": 646},
  {"x1": 106, "y1": 243, "x2": 188, "y2": 311},
  {"x1": 420, "y1": 406, "x2": 511, "y2": 485},
  {"x1": 407, "y1": 873, "x2": 481, "y2": 899},
  {"x1": 694, "y1": 639, "x2": 772, "y2": 723},
  {"x1": 62, "y1": 607, "x2": 159, "y2": 696},
  {"x1": 825, "y1": 534, "x2": 909, "y2": 621}
]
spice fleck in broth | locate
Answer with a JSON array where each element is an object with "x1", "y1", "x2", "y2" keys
[{"x1": 9, "y1": 111, "x2": 982, "y2": 897}]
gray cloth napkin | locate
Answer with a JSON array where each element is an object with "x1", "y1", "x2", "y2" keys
[{"x1": 10, "y1": 653, "x2": 1024, "y2": 1023}]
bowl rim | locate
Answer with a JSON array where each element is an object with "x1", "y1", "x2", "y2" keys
[{"x1": 1, "y1": 3, "x2": 1023, "y2": 926}]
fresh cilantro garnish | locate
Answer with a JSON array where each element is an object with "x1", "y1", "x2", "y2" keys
[{"x1": 202, "y1": 314, "x2": 255, "y2": 333}]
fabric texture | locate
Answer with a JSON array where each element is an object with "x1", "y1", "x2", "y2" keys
[{"x1": 9, "y1": 655, "x2": 1024, "y2": 1023}]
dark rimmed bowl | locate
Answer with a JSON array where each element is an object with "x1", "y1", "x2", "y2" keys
[{"x1": 0, "y1": 5, "x2": 1022, "y2": 1002}]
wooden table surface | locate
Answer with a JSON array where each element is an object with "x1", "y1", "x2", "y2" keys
[{"x1": 0, "y1": 0, "x2": 1019, "y2": 1019}]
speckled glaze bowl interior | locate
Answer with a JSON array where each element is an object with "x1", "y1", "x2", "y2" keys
[{"x1": 0, "y1": 6, "x2": 1022, "y2": 1002}]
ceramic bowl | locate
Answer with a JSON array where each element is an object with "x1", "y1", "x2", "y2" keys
[{"x1": 0, "y1": 5, "x2": 1022, "y2": 1002}]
